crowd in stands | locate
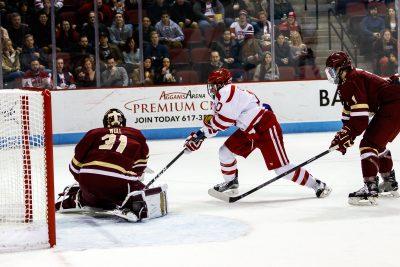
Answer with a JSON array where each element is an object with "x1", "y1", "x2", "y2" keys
[
  {"x1": 1, "y1": 0, "x2": 321, "y2": 89},
  {"x1": 337, "y1": 0, "x2": 398, "y2": 75}
]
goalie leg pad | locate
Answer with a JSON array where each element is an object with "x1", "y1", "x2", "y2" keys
[
  {"x1": 55, "y1": 183, "x2": 85, "y2": 213},
  {"x1": 117, "y1": 184, "x2": 168, "y2": 222}
]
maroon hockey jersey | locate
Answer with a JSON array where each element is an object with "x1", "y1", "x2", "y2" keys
[
  {"x1": 338, "y1": 68, "x2": 400, "y2": 137},
  {"x1": 69, "y1": 127, "x2": 149, "y2": 180}
]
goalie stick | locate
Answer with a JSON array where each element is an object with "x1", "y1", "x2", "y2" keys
[{"x1": 208, "y1": 146, "x2": 338, "y2": 202}]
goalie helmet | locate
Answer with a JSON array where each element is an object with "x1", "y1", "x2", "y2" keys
[
  {"x1": 325, "y1": 51, "x2": 352, "y2": 84},
  {"x1": 207, "y1": 68, "x2": 232, "y2": 99},
  {"x1": 103, "y1": 108, "x2": 126, "y2": 128}
]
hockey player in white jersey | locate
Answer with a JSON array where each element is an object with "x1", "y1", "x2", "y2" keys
[{"x1": 184, "y1": 68, "x2": 331, "y2": 198}]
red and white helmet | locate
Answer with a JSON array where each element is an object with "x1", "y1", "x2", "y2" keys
[
  {"x1": 325, "y1": 51, "x2": 352, "y2": 84},
  {"x1": 207, "y1": 68, "x2": 232, "y2": 99}
]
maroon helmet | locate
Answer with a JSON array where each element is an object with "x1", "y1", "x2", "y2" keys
[
  {"x1": 325, "y1": 51, "x2": 352, "y2": 84},
  {"x1": 207, "y1": 68, "x2": 232, "y2": 99}
]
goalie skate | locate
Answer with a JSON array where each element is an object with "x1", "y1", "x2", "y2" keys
[
  {"x1": 108, "y1": 209, "x2": 140, "y2": 222},
  {"x1": 348, "y1": 178, "x2": 378, "y2": 206}
]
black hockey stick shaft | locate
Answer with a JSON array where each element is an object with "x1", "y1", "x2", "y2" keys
[
  {"x1": 228, "y1": 146, "x2": 337, "y2": 202},
  {"x1": 145, "y1": 149, "x2": 186, "y2": 189}
]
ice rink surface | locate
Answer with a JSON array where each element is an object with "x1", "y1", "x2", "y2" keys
[{"x1": 1, "y1": 132, "x2": 400, "y2": 267}]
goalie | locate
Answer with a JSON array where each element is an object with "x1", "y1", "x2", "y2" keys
[
  {"x1": 184, "y1": 68, "x2": 331, "y2": 198},
  {"x1": 55, "y1": 109, "x2": 168, "y2": 222}
]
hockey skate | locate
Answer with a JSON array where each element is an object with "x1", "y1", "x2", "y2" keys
[
  {"x1": 213, "y1": 176, "x2": 239, "y2": 194},
  {"x1": 313, "y1": 180, "x2": 332, "y2": 198},
  {"x1": 378, "y1": 170, "x2": 399, "y2": 198},
  {"x1": 348, "y1": 178, "x2": 379, "y2": 206}
]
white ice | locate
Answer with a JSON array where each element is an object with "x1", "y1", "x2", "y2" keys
[{"x1": 1, "y1": 132, "x2": 400, "y2": 267}]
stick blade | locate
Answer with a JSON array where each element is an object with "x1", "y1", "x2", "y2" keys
[{"x1": 208, "y1": 188, "x2": 231, "y2": 202}]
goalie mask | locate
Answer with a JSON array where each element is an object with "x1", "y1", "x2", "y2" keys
[
  {"x1": 207, "y1": 68, "x2": 232, "y2": 99},
  {"x1": 103, "y1": 108, "x2": 126, "y2": 128},
  {"x1": 325, "y1": 51, "x2": 352, "y2": 84}
]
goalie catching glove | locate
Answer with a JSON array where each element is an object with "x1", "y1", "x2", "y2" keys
[
  {"x1": 330, "y1": 126, "x2": 354, "y2": 155},
  {"x1": 184, "y1": 130, "x2": 206, "y2": 152}
]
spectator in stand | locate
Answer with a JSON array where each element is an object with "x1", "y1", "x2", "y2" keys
[
  {"x1": 72, "y1": 35, "x2": 95, "y2": 71},
  {"x1": 170, "y1": 0, "x2": 198, "y2": 29},
  {"x1": 255, "y1": 11, "x2": 272, "y2": 40},
  {"x1": 34, "y1": 0, "x2": 63, "y2": 12},
  {"x1": 109, "y1": 0, "x2": 125, "y2": 15},
  {"x1": 32, "y1": 12, "x2": 52, "y2": 53},
  {"x1": 240, "y1": 34, "x2": 262, "y2": 71},
  {"x1": 289, "y1": 30, "x2": 307, "y2": 65},
  {"x1": 108, "y1": 12, "x2": 133, "y2": 49},
  {"x1": 193, "y1": 0, "x2": 225, "y2": 31},
  {"x1": 142, "y1": 16, "x2": 155, "y2": 46},
  {"x1": 99, "y1": 31, "x2": 123, "y2": 65},
  {"x1": 101, "y1": 56, "x2": 129, "y2": 87},
  {"x1": 373, "y1": 29, "x2": 398, "y2": 75},
  {"x1": 1, "y1": 26, "x2": 8, "y2": 41},
  {"x1": 275, "y1": 33, "x2": 292, "y2": 66},
  {"x1": 278, "y1": 11, "x2": 301, "y2": 38},
  {"x1": 244, "y1": 0, "x2": 268, "y2": 25},
  {"x1": 360, "y1": 5, "x2": 385, "y2": 54},
  {"x1": 8, "y1": 13, "x2": 31, "y2": 51},
  {"x1": 55, "y1": 58, "x2": 76, "y2": 89},
  {"x1": 81, "y1": 11, "x2": 109, "y2": 46},
  {"x1": 56, "y1": 20, "x2": 80, "y2": 52},
  {"x1": 155, "y1": 57, "x2": 177, "y2": 84},
  {"x1": 385, "y1": 7, "x2": 397, "y2": 38},
  {"x1": 218, "y1": 0, "x2": 245, "y2": 27},
  {"x1": 259, "y1": 33, "x2": 272, "y2": 52},
  {"x1": 147, "y1": 0, "x2": 169, "y2": 25},
  {"x1": 122, "y1": 37, "x2": 140, "y2": 75},
  {"x1": 211, "y1": 29, "x2": 240, "y2": 69},
  {"x1": 230, "y1": 10, "x2": 254, "y2": 44},
  {"x1": 19, "y1": 1, "x2": 34, "y2": 26},
  {"x1": 155, "y1": 11, "x2": 185, "y2": 49},
  {"x1": 22, "y1": 59, "x2": 51, "y2": 89},
  {"x1": 203, "y1": 50, "x2": 227, "y2": 81},
  {"x1": 140, "y1": 57, "x2": 155, "y2": 85},
  {"x1": 274, "y1": 0, "x2": 294, "y2": 21},
  {"x1": 79, "y1": 0, "x2": 113, "y2": 25},
  {"x1": 2, "y1": 38, "x2": 24, "y2": 88},
  {"x1": 34, "y1": 0, "x2": 60, "y2": 20},
  {"x1": 144, "y1": 31, "x2": 170, "y2": 70},
  {"x1": 76, "y1": 56, "x2": 97, "y2": 87},
  {"x1": 253, "y1": 51, "x2": 280, "y2": 81},
  {"x1": 20, "y1": 34, "x2": 47, "y2": 71}
]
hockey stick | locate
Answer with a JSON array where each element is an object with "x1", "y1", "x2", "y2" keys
[
  {"x1": 145, "y1": 130, "x2": 206, "y2": 189},
  {"x1": 208, "y1": 145, "x2": 338, "y2": 203},
  {"x1": 145, "y1": 149, "x2": 186, "y2": 189}
]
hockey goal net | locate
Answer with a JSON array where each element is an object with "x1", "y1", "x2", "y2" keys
[{"x1": 0, "y1": 89, "x2": 55, "y2": 252}]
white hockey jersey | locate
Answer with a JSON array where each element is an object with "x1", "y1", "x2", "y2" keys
[{"x1": 201, "y1": 84, "x2": 265, "y2": 138}]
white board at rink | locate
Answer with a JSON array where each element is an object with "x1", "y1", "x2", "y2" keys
[{"x1": 52, "y1": 80, "x2": 343, "y2": 144}]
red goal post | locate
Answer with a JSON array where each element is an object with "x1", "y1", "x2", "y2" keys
[{"x1": 0, "y1": 89, "x2": 56, "y2": 251}]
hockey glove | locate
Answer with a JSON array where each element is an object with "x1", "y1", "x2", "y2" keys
[
  {"x1": 184, "y1": 130, "x2": 206, "y2": 152},
  {"x1": 330, "y1": 126, "x2": 354, "y2": 155}
]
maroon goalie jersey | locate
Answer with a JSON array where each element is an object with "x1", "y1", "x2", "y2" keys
[
  {"x1": 338, "y1": 68, "x2": 400, "y2": 137},
  {"x1": 69, "y1": 127, "x2": 149, "y2": 180}
]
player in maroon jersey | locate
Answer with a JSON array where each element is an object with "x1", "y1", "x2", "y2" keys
[
  {"x1": 325, "y1": 51, "x2": 400, "y2": 205},
  {"x1": 55, "y1": 109, "x2": 168, "y2": 222}
]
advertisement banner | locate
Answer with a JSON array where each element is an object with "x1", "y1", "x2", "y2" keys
[{"x1": 52, "y1": 80, "x2": 342, "y2": 144}]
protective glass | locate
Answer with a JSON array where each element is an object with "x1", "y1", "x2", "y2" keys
[{"x1": 325, "y1": 67, "x2": 339, "y2": 84}]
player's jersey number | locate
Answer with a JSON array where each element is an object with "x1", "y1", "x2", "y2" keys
[{"x1": 99, "y1": 134, "x2": 127, "y2": 153}]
